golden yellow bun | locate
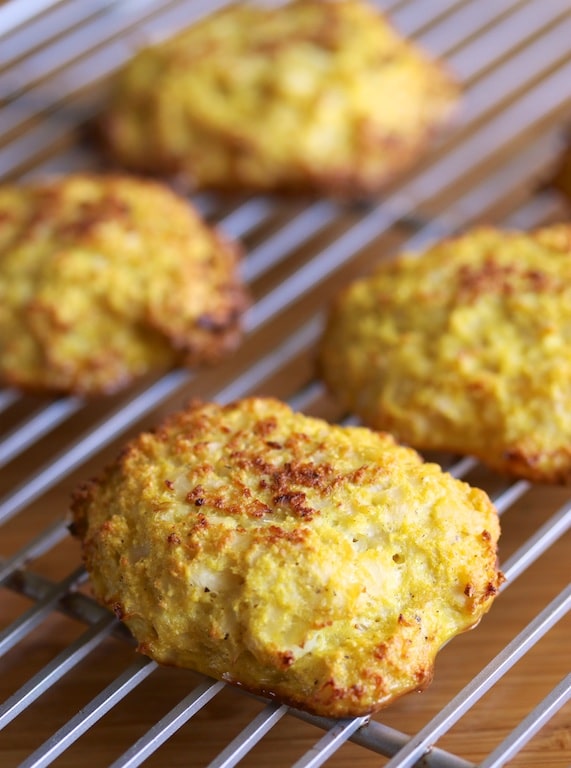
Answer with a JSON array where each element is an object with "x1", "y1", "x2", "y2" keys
[
  {"x1": 72, "y1": 397, "x2": 502, "y2": 717},
  {"x1": 319, "y1": 225, "x2": 571, "y2": 483},
  {"x1": 0, "y1": 174, "x2": 247, "y2": 396},
  {"x1": 100, "y1": 0, "x2": 459, "y2": 196}
]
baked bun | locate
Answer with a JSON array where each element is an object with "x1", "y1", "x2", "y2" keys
[
  {"x1": 71, "y1": 397, "x2": 502, "y2": 717},
  {"x1": 0, "y1": 174, "x2": 247, "y2": 396},
  {"x1": 319, "y1": 225, "x2": 571, "y2": 483},
  {"x1": 99, "y1": 0, "x2": 459, "y2": 196}
]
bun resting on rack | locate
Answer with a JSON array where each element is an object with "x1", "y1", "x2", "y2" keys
[
  {"x1": 318, "y1": 224, "x2": 571, "y2": 484},
  {"x1": 0, "y1": 173, "x2": 247, "y2": 396},
  {"x1": 98, "y1": 0, "x2": 459, "y2": 197},
  {"x1": 71, "y1": 397, "x2": 503, "y2": 718}
]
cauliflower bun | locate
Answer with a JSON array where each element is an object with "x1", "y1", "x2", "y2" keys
[
  {"x1": 319, "y1": 224, "x2": 571, "y2": 484},
  {"x1": 71, "y1": 397, "x2": 502, "y2": 718},
  {"x1": 0, "y1": 174, "x2": 247, "y2": 396},
  {"x1": 99, "y1": 0, "x2": 459, "y2": 196}
]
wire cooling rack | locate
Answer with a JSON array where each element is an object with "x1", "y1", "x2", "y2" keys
[{"x1": 0, "y1": 1, "x2": 570, "y2": 766}]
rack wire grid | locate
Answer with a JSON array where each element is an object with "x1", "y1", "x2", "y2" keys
[{"x1": 0, "y1": 0, "x2": 570, "y2": 766}]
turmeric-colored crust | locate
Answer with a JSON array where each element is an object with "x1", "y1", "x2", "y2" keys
[
  {"x1": 99, "y1": 0, "x2": 459, "y2": 196},
  {"x1": 319, "y1": 225, "x2": 571, "y2": 483},
  {"x1": 72, "y1": 397, "x2": 502, "y2": 717},
  {"x1": 0, "y1": 174, "x2": 247, "y2": 396}
]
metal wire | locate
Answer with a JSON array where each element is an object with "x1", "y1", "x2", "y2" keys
[
  {"x1": 19, "y1": 656, "x2": 159, "y2": 768},
  {"x1": 479, "y1": 674, "x2": 571, "y2": 768},
  {"x1": 383, "y1": 587, "x2": 571, "y2": 768}
]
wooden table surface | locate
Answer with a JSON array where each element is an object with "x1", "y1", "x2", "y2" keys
[{"x1": 1, "y1": 1, "x2": 570, "y2": 766}]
